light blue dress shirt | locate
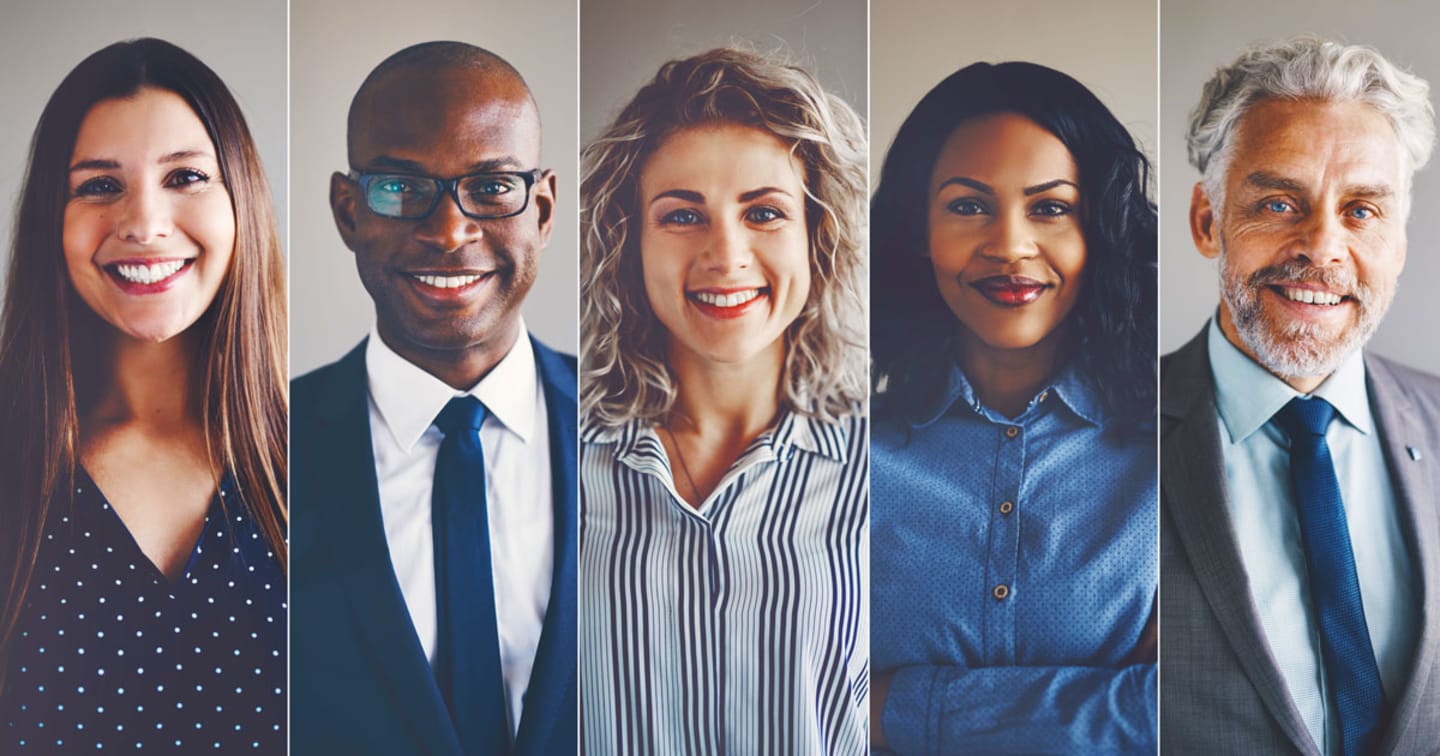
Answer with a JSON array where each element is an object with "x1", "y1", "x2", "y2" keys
[
  {"x1": 1207, "y1": 318, "x2": 1419, "y2": 755},
  {"x1": 872, "y1": 359, "x2": 1156, "y2": 755}
]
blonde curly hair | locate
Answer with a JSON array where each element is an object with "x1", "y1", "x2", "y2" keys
[{"x1": 580, "y1": 46, "x2": 867, "y2": 430}]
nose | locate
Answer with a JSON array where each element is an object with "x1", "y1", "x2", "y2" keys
[
  {"x1": 979, "y1": 207, "x2": 1039, "y2": 262},
  {"x1": 115, "y1": 184, "x2": 172, "y2": 244},
  {"x1": 703, "y1": 218, "x2": 752, "y2": 273},
  {"x1": 1296, "y1": 210, "x2": 1348, "y2": 265},
  {"x1": 414, "y1": 191, "x2": 484, "y2": 253}
]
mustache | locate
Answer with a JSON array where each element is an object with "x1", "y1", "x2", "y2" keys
[{"x1": 1243, "y1": 260, "x2": 1367, "y2": 302}]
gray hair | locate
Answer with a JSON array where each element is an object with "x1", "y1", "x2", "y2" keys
[{"x1": 1187, "y1": 35, "x2": 1435, "y2": 212}]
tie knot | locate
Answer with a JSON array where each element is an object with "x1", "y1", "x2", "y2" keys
[
  {"x1": 1275, "y1": 396, "x2": 1336, "y2": 438},
  {"x1": 434, "y1": 396, "x2": 487, "y2": 434}
]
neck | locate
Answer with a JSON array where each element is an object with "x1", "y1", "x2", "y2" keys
[
  {"x1": 1217, "y1": 303, "x2": 1327, "y2": 394},
  {"x1": 957, "y1": 324, "x2": 1066, "y2": 419},
  {"x1": 378, "y1": 317, "x2": 521, "y2": 391},
  {"x1": 666, "y1": 338, "x2": 784, "y2": 443},
  {"x1": 87, "y1": 329, "x2": 202, "y2": 429}
]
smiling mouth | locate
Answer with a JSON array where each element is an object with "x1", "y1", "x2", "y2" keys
[
  {"x1": 686, "y1": 287, "x2": 769, "y2": 318},
  {"x1": 104, "y1": 258, "x2": 194, "y2": 292},
  {"x1": 970, "y1": 275, "x2": 1052, "y2": 306},
  {"x1": 1269, "y1": 284, "x2": 1349, "y2": 307}
]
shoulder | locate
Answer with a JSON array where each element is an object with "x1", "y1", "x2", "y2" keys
[
  {"x1": 291, "y1": 341, "x2": 367, "y2": 422},
  {"x1": 530, "y1": 335, "x2": 577, "y2": 382},
  {"x1": 1366, "y1": 352, "x2": 1440, "y2": 416}
]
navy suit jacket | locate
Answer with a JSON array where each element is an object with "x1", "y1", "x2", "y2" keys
[{"x1": 290, "y1": 336, "x2": 578, "y2": 755}]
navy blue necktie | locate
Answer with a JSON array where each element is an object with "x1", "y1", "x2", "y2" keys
[
  {"x1": 1274, "y1": 396, "x2": 1387, "y2": 756},
  {"x1": 432, "y1": 396, "x2": 510, "y2": 756}
]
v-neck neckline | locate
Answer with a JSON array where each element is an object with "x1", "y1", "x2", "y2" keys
[{"x1": 77, "y1": 466, "x2": 224, "y2": 589}]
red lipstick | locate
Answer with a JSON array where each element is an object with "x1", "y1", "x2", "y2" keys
[{"x1": 970, "y1": 275, "x2": 1050, "y2": 306}]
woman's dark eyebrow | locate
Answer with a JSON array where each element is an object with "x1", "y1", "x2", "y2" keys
[
  {"x1": 937, "y1": 177, "x2": 992, "y2": 194},
  {"x1": 1023, "y1": 179, "x2": 1079, "y2": 195},
  {"x1": 70, "y1": 159, "x2": 119, "y2": 172}
]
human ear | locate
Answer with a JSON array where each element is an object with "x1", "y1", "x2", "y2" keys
[
  {"x1": 1190, "y1": 182, "x2": 1220, "y2": 260},
  {"x1": 533, "y1": 170, "x2": 557, "y2": 246}
]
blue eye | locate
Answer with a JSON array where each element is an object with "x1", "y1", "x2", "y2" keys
[
  {"x1": 1263, "y1": 199, "x2": 1295, "y2": 214},
  {"x1": 746, "y1": 206, "x2": 785, "y2": 223},
  {"x1": 946, "y1": 198, "x2": 986, "y2": 216},
  {"x1": 74, "y1": 177, "x2": 122, "y2": 198},
  {"x1": 1347, "y1": 205, "x2": 1376, "y2": 220},
  {"x1": 660, "y1": 208, "x2": 703, "y2": 225}
]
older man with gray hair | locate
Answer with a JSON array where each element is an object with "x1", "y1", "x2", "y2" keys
[{"x1": 1162, "y1": 36, "x2": 1440, "y2": 755}]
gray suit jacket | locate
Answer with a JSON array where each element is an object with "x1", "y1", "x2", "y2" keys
[{"x1": 1160, "y1": 327, "x2": 1440, "y2": 755}]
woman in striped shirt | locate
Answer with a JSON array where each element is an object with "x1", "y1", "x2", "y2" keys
[{"x1": 578, "y1": 47, "x2": 869, "y2": 755}]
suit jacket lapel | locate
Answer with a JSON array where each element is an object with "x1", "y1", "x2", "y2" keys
[
  {"x1": 312, "y1": 341, "x2": 462, "y2": 755},
  {"x1": 1162, "y1": 329, "x2": 1319, "y2": 755},
  {"x1": 514, "y1": 339, "x2": 578, "y2": 755},
  {"x1": 1364, "y1": 356, "x2": 1440, "y2": 753}
]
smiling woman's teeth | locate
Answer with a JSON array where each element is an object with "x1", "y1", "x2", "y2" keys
[
  {"x1": 693, "y1": 289, "x2": 761, "y2": 307},
  {"x1": 1281, "y1": 287, "x2": 1343, "y2": 305},
  {"x1": 413, "y1": 273, "x2": 483, "y2": 289},
  {"x1": 114, "y1": 260, "x2": 185, "y2": 284}
]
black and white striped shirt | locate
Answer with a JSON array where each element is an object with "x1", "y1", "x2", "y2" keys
[{"x1": 579, "y1": 410, "x2": 869, "y2": 755}]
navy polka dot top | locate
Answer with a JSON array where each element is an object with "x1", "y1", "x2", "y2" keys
[{"x1": 2, "y1": 469, "x2": 286, "y2": 753}]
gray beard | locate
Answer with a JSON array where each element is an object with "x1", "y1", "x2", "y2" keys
[{"x1": 1217, "y1": 241, "x2": 1392, "y2": 378}]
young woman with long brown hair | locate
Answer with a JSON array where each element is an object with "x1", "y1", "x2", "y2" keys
[{"x1": 0, "y1": 38, "x2": 286, "y2": 751}]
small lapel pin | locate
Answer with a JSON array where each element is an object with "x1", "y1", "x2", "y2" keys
[{"x1": 1408, "y1": 446, "x2": 1422, "y2": 461}]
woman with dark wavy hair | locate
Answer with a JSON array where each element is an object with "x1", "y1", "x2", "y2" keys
[
  {"x1": 869, "y1": 61, "x2": 1157, "y2": 754},
  {"x1": 0, "y1": 39, "x2": 286, "y2": 751}
]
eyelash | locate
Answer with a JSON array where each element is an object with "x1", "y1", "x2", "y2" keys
[
  {"x1": 72, "y1": 168, "x2": 213, "y2": 198},
  {"x1": 945, "y1": 198, "x2": 1075, "y2": 217},
  {"x1": 657, "y1": 205, "x2": 789, "y2": 226}
]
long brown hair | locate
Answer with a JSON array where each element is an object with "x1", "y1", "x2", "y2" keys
[{"x1": 0, "y1": 38, "x2": 287, "y2": 672}]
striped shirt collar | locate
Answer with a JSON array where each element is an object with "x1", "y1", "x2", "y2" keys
[
  {"x1": 910, "y1": 357, "x2": 1104, "y2": 429},
  {"x1": 585, "y1": 408, "x2": 854, "y2": 467}
]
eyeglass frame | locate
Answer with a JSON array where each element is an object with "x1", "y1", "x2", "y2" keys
[{"x1": 345, "y1": 168, "x2": 545, "y2": 220}]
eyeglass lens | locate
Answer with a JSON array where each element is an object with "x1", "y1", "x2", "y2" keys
[{"x1": 364, "y1": 174, "x2": 529, "y2": 218}]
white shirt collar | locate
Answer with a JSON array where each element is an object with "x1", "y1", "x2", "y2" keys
[
  {"x1": 1207, "y1": 316, "x2": 1374, "y2": 444},
  {"x1": 365, "y1": 319, "x2": 539, "y2": 453}
]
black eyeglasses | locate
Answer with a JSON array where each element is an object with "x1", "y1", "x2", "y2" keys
[{"x1": 348, "y1": 169, "x2": 543, "y2": 220}]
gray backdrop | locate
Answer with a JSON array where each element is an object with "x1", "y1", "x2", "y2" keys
[
  {"x1": 1161, "y1": 0, "x2": 1440, "y2": 372},
  {"x1": 580, "y1": 0, "x2": 868, "y2": 144},
  {"x1": 871, "y1": 0, "x2": 1158, "y2": 188},
  {"x1": 0, "y1": 0, "x2": 287, "y2": 299},
  {"x1": 291, "y1": 0, "x2": 579, "y2": 375}
]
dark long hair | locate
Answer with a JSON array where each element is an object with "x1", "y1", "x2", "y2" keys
[
  {"x1": 0, "y1": 39, "x2": 287, "y2": 670},
  {"x1": 871, "y1": 61, "x2": 1156, "y2": 430}
]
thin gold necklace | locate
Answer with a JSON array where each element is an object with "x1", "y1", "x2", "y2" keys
[{"x1": 662, "y1": 423, "x2": 700, "y2": 505}]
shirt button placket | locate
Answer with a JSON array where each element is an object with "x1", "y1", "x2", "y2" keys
[{"x1": 983, "y1": 422, "x2": 1026, "y2": 664}]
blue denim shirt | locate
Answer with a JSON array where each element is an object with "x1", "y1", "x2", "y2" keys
[{"x1": 872, "y1": 360, "x2": 1157, "y2": 755}]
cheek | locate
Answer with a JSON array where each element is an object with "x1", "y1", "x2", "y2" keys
[
  {"x1": 62, "y1": 203, "x2": 108, "y2": 279},
  {"x1": 638, "y1": 234, "x2": 683, "y2": 314},
  {"x1": 185, "y1": 192, "x2": 237, "y2": 267}
]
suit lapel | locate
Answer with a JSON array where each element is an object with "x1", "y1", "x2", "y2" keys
[
  {"x1": 514, "y1": 339, "x2": 578, "y2": 755},
  {"x1": 1162, "y1": 330, "x2": 1319, "y2": 755},
  {"x1": 312, "y1": 341, "x2": 462, "y2": 755},
  {"x1": 1364, "y1": 357, "x2": 1440, "y2": 753}
]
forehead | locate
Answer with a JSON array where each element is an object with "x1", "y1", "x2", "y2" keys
[
  {"x1": 349, "y1": 68, "x2": 540, "y2": 174},
  {"x1": 931, "y1": 112, "x2": 1077, "y2": 188},
  {"x1": 71, "y1": 87, "x2": 214, "y2": 162},
  {"x1": 1226, "y1": 98, "x2": 1401, "y2": 190},
  {"x1": 639, "y1": 123, "x2": 805, "y2": 198}
]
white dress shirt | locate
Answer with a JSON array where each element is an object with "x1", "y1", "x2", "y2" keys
[
  {"x1": 1208, "y1": 318, "x2": 1418, "y2": 755},
  {"x1": 365, "y1": 321, "x2": 554, "y2": 738}
]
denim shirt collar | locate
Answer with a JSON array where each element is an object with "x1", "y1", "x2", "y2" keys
[{"x1": 910, "y1": 356, "x2": 1104, "y2": 429}]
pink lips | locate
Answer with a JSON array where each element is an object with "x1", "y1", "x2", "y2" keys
[
  {"x1": 104, "y1": 258, "x2": 194, "y2": 296},
  {"x1": 686, "y1": 286, "x2": 769, "y2": 320},
  {"x1": 970, "y1": 275, "x2": 1050, "y2": 306}
]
